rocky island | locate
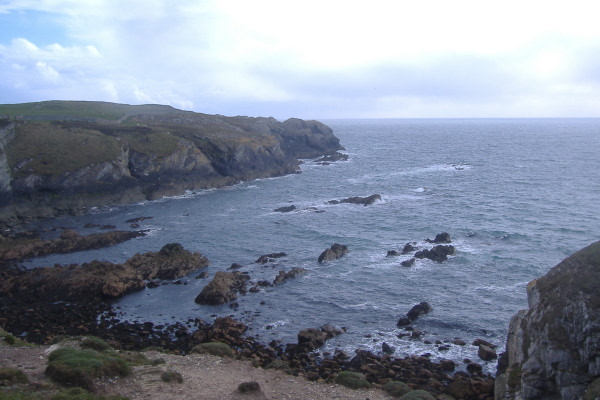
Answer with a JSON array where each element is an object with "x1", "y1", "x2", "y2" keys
[{"x1": 0, "y1": 100, "x2": 344, "y2": 225}]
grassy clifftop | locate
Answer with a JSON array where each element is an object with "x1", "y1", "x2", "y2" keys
[{"x1": 0, "y1": 101, "x2": 342, "y2": 222}]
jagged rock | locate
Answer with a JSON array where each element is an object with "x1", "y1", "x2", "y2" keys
[
  {"x1": 327, "y1": 194, "x2": 381, "y2": 206},
  {"x1": 274, "y1": 205, "x2": 296, "y2": 213},
  {"x1": 387, "y1": 250, "x2": 400, "y2": 256},
  {"x1": 228, "y1": 263, "x2": 243, "y2": 270},
  {"x1": 256, "y1": 252, "x2": 287, "y2": 264},
  {"x1": 318, "y1": 243, "x2": 348, "y2": 263},
  {"x1": 194, "y1": 271, "x2": 250, "y2": 305},
  {"x1": 426, "y1": 232, "x2": 452, "y2": 243},
  {"x1": 397, "y1": 302, "x2": 432, "y2": 327},
  {"x1": 314, "y1": 152, "x2": 349, "y2": 164},
  {"x1": 272, "y1": 267, "x2": 307, "y2": 285},
  {"x1": 496, "y1": 240, "x2": 600, "y2": 400},
  {"x1": 414, "y1": 245, "x2": 455, "y2": 263},
  {"x1": 382, "y1": 342, "x2": 395, "y2": 354},
  {"x1": 294, "y1": 324, "x2": 344, "y2": 353}
]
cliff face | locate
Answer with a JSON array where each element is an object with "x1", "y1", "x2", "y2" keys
[
  {"x1": 0, "y1": 102, "x2": 343, "y2": 222},
  {"x1": 495, "y1": 241, "x2": 600, "y2": 400}
]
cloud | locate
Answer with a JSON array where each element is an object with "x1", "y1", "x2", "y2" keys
[{"x1": 1, "y1": 0, "x2": 600, "y2": 117}]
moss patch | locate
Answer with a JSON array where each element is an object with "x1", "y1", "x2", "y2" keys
[
  {"x1": 383, "y1": 380, "x2": 411, "y2": 397},
  {"x1": 398, "y1": 390, "x2": 436, "y2": 400},
  {"x1": 0, "y1": 368, "x2": 29, "y2": 385}
]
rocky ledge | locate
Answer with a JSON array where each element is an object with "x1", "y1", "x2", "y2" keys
[
  {"x1": 0, "y1": 101, "x2": 344, "y2": 224},
  {"x1": 495, "y1": 240, "x2": 600, "y2": 400}
]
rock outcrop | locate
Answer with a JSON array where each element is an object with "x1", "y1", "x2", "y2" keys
[
  {"x1": 194, "y1": 271, "x2": 250, "y2": 305},
  {"x1": 0, "y1": 102, "x2": 343, "y2": 223},
  {"x1": 495, "y1": 241, "x2": 600, "y2": 400},
  {"x1": 397, "y1": 302, "x2": 433, "y2": 327},
  {"x1": 327, "y1": 194, "x2": 382, "y2": 206},
  {"x1": 318, "y1": 243, "x2": 349, "y2": 263}
]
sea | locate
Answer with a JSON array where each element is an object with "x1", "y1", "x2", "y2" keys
[{"x1": 23, "y1": 118, "x2": 600, "y2": 374}]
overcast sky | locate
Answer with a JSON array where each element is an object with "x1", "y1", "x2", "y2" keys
[{"x1": 1, "y1": 1, "x2": 599, "y2": 119}]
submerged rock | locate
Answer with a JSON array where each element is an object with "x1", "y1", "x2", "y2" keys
[
  {"x1": 327, "y1": 194, "x2": 381, "y2": 206},
  {"x1": 414, "y1": 245, "x2": 455, "y2": 263},
  {"x1": 274, "y1": 205, "x2": 296, "y2": 213},
  {"x1": 256, "y1": 252, "x2": 287, "y2": 264},
  {"x1": 495, "y1": 240, "x2": 600, "y2": 400}
]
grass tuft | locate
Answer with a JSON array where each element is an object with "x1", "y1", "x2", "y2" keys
[
  {"x1": 190, "y1": 342, "x2": 235, "y2": 358},
  {"x1": 0, "y1": 367, "x2": 29, "y2": 385},
  {"x1": 383, "y1": 380, "x2": 411, "y2": 397},
  {"x1": 334, "y1": 371, "x2": 371, "y2": 389},
  {"x1": 160, "y1": 371, "x2": 183, "y2": 384},
  {"x1": 45, "y1": 348, "x2": 130, "y2": 390}
]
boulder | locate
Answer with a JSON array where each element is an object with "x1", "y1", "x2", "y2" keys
[
  {"x1": 194, "y1": 271, "x2": 250, "y2": 305},
  {"x1": 414, "y1": 245, "x2": 455, "y2": 263},
  {"x1": 495, "y1": 240, "x2": 600, "y2": 400},
  {"x1": 318, "y1": 243, "x2": 349, "y2": 263},
  {"x1": 477, "y1": 344, "x2": 497, "y2": 361},
  {"x1": 402, "y1": 242, "x2": 418, "y2": 254},
  {"x1": 401, "y1": 258, "x2": 416, "y2": 268}
]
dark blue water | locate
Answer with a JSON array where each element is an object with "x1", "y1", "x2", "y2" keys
[{"x1": 26, "y1": 119, "x2": 600, "y2": 373}]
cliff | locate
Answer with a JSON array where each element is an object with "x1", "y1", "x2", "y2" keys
[
  {"x1": 495, "y1": 241, "x2": 600, "y2": 400},
  {"x1": 0, "y1": 101, "x2": 343, "y2": 223}
]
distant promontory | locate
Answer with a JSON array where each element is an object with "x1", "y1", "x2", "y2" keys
[{"x1": 0, "y1": 101, "x2": 343, "y2": 223}]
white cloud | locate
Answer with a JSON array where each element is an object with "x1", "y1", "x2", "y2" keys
[{"x1": 1, "y1": 0, "x2": 600, "y2": 117}]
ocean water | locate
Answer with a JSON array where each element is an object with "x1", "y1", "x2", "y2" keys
[{"x1": 25, "y1": 118, "x2": 600, "y2": 373}]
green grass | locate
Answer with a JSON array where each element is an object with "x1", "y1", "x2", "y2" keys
[
  {"x1": 7, "y1": 122, "x2": 122, "y2": 179},
  {"x1": 0, "y1": 368, "x2": 29, "y2": 385},
  {"x1": 0, "y1": 101, "x2": 177, "y2": 121},
  {"x1": 45, "y1": 348, "x2": 131, "y2": 390},
  {"x1": 383, "y1": 380, "x2": 411, "y2": 397},
  {"x1": 334, "y1": 371, "x2": 371, "y2": 389},
  {"x1": 190, "y1": 342, "x2": 235, "y2": 358},
  {"x1": 80, "y1": 337, "x2": 113, "y2": 352}
]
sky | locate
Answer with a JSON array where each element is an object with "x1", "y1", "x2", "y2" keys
[{"x1": 1, "y1": 0, "x2": 600, "y2": 119}]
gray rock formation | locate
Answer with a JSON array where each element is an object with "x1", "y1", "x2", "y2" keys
[
  {"x1": 495, "y1": 241, "x2": 600, "y2": 400},
  {"x1": 194, "y1": 271, "x2": 250, "y2": 305}
]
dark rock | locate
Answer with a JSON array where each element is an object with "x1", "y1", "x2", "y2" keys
[
  {"x1": 274, "y1": 205, "x2": 296, "y2": 213},
  {"x1": 125, "y1": 216, "x2": 154, "y2": 223},
  {"x1": 194, "y1": 271, "x2": 250, "y2": 305},
  {"x1": 477, "y1": 344, "x2": 497, "y2": 361},
  {"x1": 426, "y1": 232, "x2": 452, "y2": 243},
  {"x1": 195, "y1": 271, "x2": 209, "y2": 279},
  {"x1": 472, "y1": 338, "x2": 496, "y2": 348},
  {"x1": 396, "y1": 317, "x2": 412, "y2": 327},
  {"x1": 272, "y1": 267, "x2": 307, "y2": 285},
  {"x1": 256, "y1": 252, "x2": 287, "y2": 264},
  {"x1": 327, "y1": 194, "x2": 381, "y2": 206},
  {"x1": 382, "y1": 342, "x2": 395, "y2": 354},
  {"x1": 466, "y1": 362, "x2": 483, "y2": 374},
  {"x1": 146, "y1": 281, "x2": 160, "y2": 288},
  {"x1": 402, "y1": 242, "x2": 418, "y2": 254},
  {"x1": 228, "y1": 263, "x2": 243, "y2": 270},
  {"x1": 414, "y1": 245, "x2": 455, "y2": 263},
  {"x1": 401, "y1": 258, "x2": 415, "y2": 268},
  {"x1": 314, "y1": 152, "x2": 349, "y2": 164},
  {"x1": 387, "y1": 250, "x2": 400, "y2": 256},
  {"x1": 318, "y1": 243, "x2": 349, "y2": 263},
  {"x1": 407, "y1": 302, "x2": 433, "y2": 320}
]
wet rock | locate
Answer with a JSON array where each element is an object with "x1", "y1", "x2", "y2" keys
[
  {"x1": 414, "y1": 245, "x2": 455, "y2": 263},
  {"x1": 272, "y1": 267, "x2": 307, "y2": 285},
  {"x1": 387, "y1": 250, "x2": 400, "y2": 256},
  {"x1": 318, "y1": 243, "x2": 348, "y2": 263},
  {"x1": 125, "y1": 216, "x2": 154, "y2": 223},
  {"x1": 426, "y1": 232, "x2": 452, "y2": 243},
  {"x1": 401, "y1": 258, "x2": 416, "y2": 267},
  {"x1": 194, "y1": 271, "x2": 250, "y2": 305},
  {"x1": 382, "y1": 342, "x2": 395, "y2": 354},
  {"x1": 477, "y1": 344, "x2": 497, "y2": 361},
  {"x1": 228, "y1": 263, "x2": 243, "y2": 270},
  {"x1": 397, "y1": 302, "x2": 432, "y2": 327},
  {"x1": 256, "y1": 252, "x2": 287, "y2": 264},
  {"x1": 314, "y1": 152, "x2": 349, "y2": 164},
  {"x1": 327, "y1": 194, "x2": 381, "y2": 206},
  {"x1": 402, "y1": 242, "x2": 418, "y2": 254}
]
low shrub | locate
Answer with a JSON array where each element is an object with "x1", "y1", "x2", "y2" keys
[
  {"x1": 45, "y1": 348, "x2": 131, "y2": 390},
  {"x1": 80, "y1": 337, "x2": 112, "y2": 352},
  {"x1": 0, "y1": 367, "x2": 29, "y2": 385},
  {"x1": 190, "y1": 342, "x2": 234, "y2": 358},
  {"x1": 383, "y1": 380, "x2": 411, "y2": 397},
  {"x1": 265, "y1": 360, "x2": 291, "y2": 372},
  {"x1": 334, "y1": 371, "x2": 371, "y2": 389},
  {"x1": 398, "y1": 390, "x2": 436, "y2": 400},
  {"x1": 160, "y1": 371, "x2": 183, "y2": 384},
  {"x1": 3, "y1": 334, "x2": 16, "y2": 346},
  {"x1": 237, "y1": 381, "x2": 261, "y2": 393}
]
